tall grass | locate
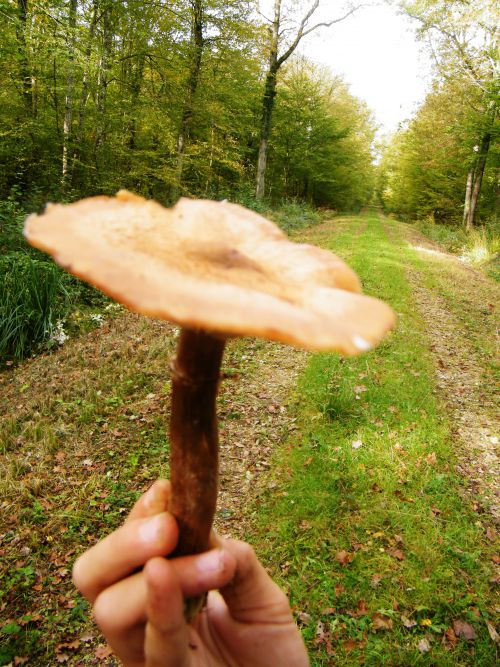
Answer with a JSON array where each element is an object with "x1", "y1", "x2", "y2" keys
[
  {"x1": 0, "y1": 193, "x2": 110, "y2": 365},
  {"x1": 0, "y1": 253, "x2": 71, "y2": 363}
]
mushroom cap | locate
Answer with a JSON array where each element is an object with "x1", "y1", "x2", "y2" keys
[{"x1": 24, "y1": 191, "x2": 395, "y2": 354}]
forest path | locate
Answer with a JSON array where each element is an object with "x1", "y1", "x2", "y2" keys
[
  {"x1": 1, "y1": 212, "x2": 498, "y2": 665},
  {"x1": 386, "y1": 220, "x2": 499, "y2": 521}
]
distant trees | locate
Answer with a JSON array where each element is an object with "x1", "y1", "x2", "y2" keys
[
  {"x1": 379, "y1": 0, "x2": 498, "y2": 227},
  {"x1": 0, "y1": 0, "x2": 375, "y2": 212}
]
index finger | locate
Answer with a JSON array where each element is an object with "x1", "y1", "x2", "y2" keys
[{"x1": 126, "y1": 479, "x2": 171, "y2": 523}]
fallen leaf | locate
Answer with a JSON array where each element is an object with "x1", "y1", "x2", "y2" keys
[
  {"x1": 401, "y1": 615, "x2": 417, "y2": 629},
  {"x1": 444, "y1": 627, "x2": 458, "y2": 647},
  {"x1": 343, "y1": 637, "x2": 366, "y2": 652},
  {"x1": 313, "y1": 620, "x2": 334, "y2": 655},
  {"x1": 335, "y1": 550, "x2": 354, "y2": 566},
  {"x1": 485, "y1": 527, "x2": 496, "y2": 542},
  {"x1": 14, "y1": 658, "x2": 29, "y2": 666},
  {"x1": 418, "y1": 638, "x2": 431, "y2": 653},
  {"x1": 388, "y1": 548, "x2": 405, "y2": 561},
  {"x1": 372, "y1": 613, "x2": 393, "y2": 631},
  {"x1": 371, "y1": 573, "x2": 383, "y2": 588},
  {"x1": 485, "y1": 620, "x2": 499, "y2": 644},
  {"x1": 453, "y1": 620, "x2": 476, "y2": 640},
  {"x1": 321, "y1": 607, "x2": 336, "y2": 616},
  {"x1": 426, "y1": 452, "x2": 437, "y2": 465},
  {"x1": 94, "y1": 644, "x2": 113, "y2": 659},
  {"x1": 55, "y1": 654, "x2": 69, "y2": 664},
  {"x1": 297, "y1": 611, "x2": 312, "y2": 626}
]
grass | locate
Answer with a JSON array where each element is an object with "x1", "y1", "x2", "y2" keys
[
  {"x1": 251, "y1": 213, "x2": 498, "y2": 665},
  {"x1": 0, "y1": 211, "x2": 498, "y2": 665},
  {"x1": 414, "y1": 218, "x2": 500, "y2": 280}
]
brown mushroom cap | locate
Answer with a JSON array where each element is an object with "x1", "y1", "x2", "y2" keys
[{"x1": 24, "y1": 190, "x2": 395, "y2": 354}]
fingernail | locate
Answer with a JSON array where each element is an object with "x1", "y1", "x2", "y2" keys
[
  {"x1": 196, "y1": 549, "x2": 225, "y2": 574},
  {"x1": 138, "y1": 513, "x2": 165, "y2": 544}
]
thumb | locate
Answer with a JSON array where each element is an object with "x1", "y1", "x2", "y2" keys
[{"x1": 218, "y1": 539, "x2": 293, "y2": 624}]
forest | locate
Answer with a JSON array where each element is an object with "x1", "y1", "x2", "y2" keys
[
  {"x1": 0, "y1": 1, "x2": 499, "y2": 665},
  {"x1": 1, "y1": 0, "x2": 498, "y2": 363}
]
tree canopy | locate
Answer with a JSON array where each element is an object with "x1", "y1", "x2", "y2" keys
[{"x1": 0, "y1": 0, "x2": 376, "y2": 212}]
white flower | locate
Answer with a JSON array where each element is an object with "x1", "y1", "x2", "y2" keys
[{"x1": 51, "y1": 320, "x2": 68, "y2": 345}]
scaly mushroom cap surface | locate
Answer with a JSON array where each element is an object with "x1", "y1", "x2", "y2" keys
[{"x1": 24, "y1": 190, "x2": 395, "y2": 354}]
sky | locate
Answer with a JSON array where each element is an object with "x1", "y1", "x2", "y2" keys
[{"x1": 261, "y1": 2, "x2": 434, "y2": 137}]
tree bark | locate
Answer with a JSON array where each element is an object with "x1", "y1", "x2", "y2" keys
[
  {"x1": 71, "y1": 0, "x2": 98, "y2": 183},
  {"x1": 173, "y1": 0, "x2": 204, "y2": 199},
  {"x1": 94, "y1": 1, "x2": 113, "y2": 172},
  {"x1": 62, "y1": 0, "x2": 78, "y2": 193},
  {"x1": 463, "y1": 166, "x2": 474, "y2": 228},
  {"x1": 464, "y1": 132, "x2": 491, "y2": 230},
  {"x1": 16, "y1": 0, "x2": 35, "y2": 117}
]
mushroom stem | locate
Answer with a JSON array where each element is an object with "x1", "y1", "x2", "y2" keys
[{"x1": 169, "y1": 327, "x2": 226, "y2": 559}]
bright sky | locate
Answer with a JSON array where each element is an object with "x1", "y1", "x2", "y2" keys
[{"x1": 262, "y1": 2, "x2": 434, "y2": 136}]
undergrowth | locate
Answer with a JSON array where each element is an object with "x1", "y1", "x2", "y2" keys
[
  {"x1": 0, "y1": 197, "x2": 107, "y2": 365},
  {"x1": 414, "y1": 218, "x2": 499, "y2": 278}
]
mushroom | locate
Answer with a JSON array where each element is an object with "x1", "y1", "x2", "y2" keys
[{"x1": 24, "y1": 190, "x2": 395, "y2": 616}]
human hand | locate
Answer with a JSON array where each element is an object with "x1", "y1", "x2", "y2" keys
[{"x1": 72, "y1": 480, "x2": 309, "y2": 666}]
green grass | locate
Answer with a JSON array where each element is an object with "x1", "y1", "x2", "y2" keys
[
  {"x1": 252, "y1": 214, "x2": 498, "y2": 665},
  {"x1": 1, "y1": 211, "x2": 497, "y2": 665}
]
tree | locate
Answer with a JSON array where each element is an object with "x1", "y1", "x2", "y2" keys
[
  {"x1": 401, "y1": 0, "x2": 499, "y2": 228},
  {"x1": 255, "y1": 0, "x2": 359, "y2": 198},
  {"x1": 269, "y1": 59, "x2": 376, "y2": 208}
]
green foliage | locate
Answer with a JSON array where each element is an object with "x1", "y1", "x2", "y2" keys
[
  {"x1": 269, "y1": 60, "x2": 376, "y2": 210},
  {"x1": 0, "y1": 0, "x2": 375, "y2": 212},
  {"x1": 0, "y1": 252, "x2": 70, "y2": 363},
  {"x1": 0, "y1": 193, "x2": 108, "y2": 365}
]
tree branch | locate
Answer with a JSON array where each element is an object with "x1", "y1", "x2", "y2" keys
[{"x1": 277, "y1": 2, "x2": 362, "y2": 67}]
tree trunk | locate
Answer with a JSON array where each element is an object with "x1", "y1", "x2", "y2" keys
[
  {"x1": 255, "y1": 0, "x2": 281, "y2": 199},
  {"x1": 71, "y1": 0, "x2": 98, "y2": 183},
  {"x1": 16, "y1": 0, "x2": 35, "y2": 117},
  {"x1": 94, "y1": 2, "x2": 113, "y2": 173},
  {"x1": 62, "y1": 0, "x2": 78, "y2": 193},
  {"x1": 173, "y1": 0, "x2": 204, "y2": 199},
  {"x1": 256, "y1": 66, "x2": 278, "y2": 199},
  {"x1": 463, "y1": 167, "x2": 474, "y2": 229},
  {"x1": 464, "y1": 132, "x2": 491, "y2": 230}
]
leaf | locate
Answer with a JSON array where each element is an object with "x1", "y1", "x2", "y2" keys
[
  {"x1": 372, "y1": 613, "x2": 393, "y2": 631},
  {"x1": 94, "y1": 645, "x2": 113, "y2": 659},
  {"x1": 335, "y1": 550, "x2": 354, "y2": 566},
  {"x1": 55, "y1": 654, "x2": 69, "y2": 664},
  {"x1": 371, "y1": 573, "x2": 383, "y2": 588},
  {"x1": 485, "y1": 621, "x2": 499, "y2": 644},
  {"x1": 444, "y1": 627, "x2": 458, "y2": 646},
  {"x1": 387, "y1": 548, "x2": 405, "y2": 561},
  {"x1": 343, "y1": 637, "x2": 366, "y2": 652},
  {"x1": 401, "y1": 614, "x2": 417, "y2": 628},
  {"x1": 297, "y1": 611, "x2": 312, "y2": 626},
  {"x1": 425, "y1": 452, "x2": 437, "y2": 464},
  {"x1": 453, "y1": 620, "x2": 476, "y2": 640},
  {"x1": 418, "y1": 638, "x2": 431, "y2": 653}
]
